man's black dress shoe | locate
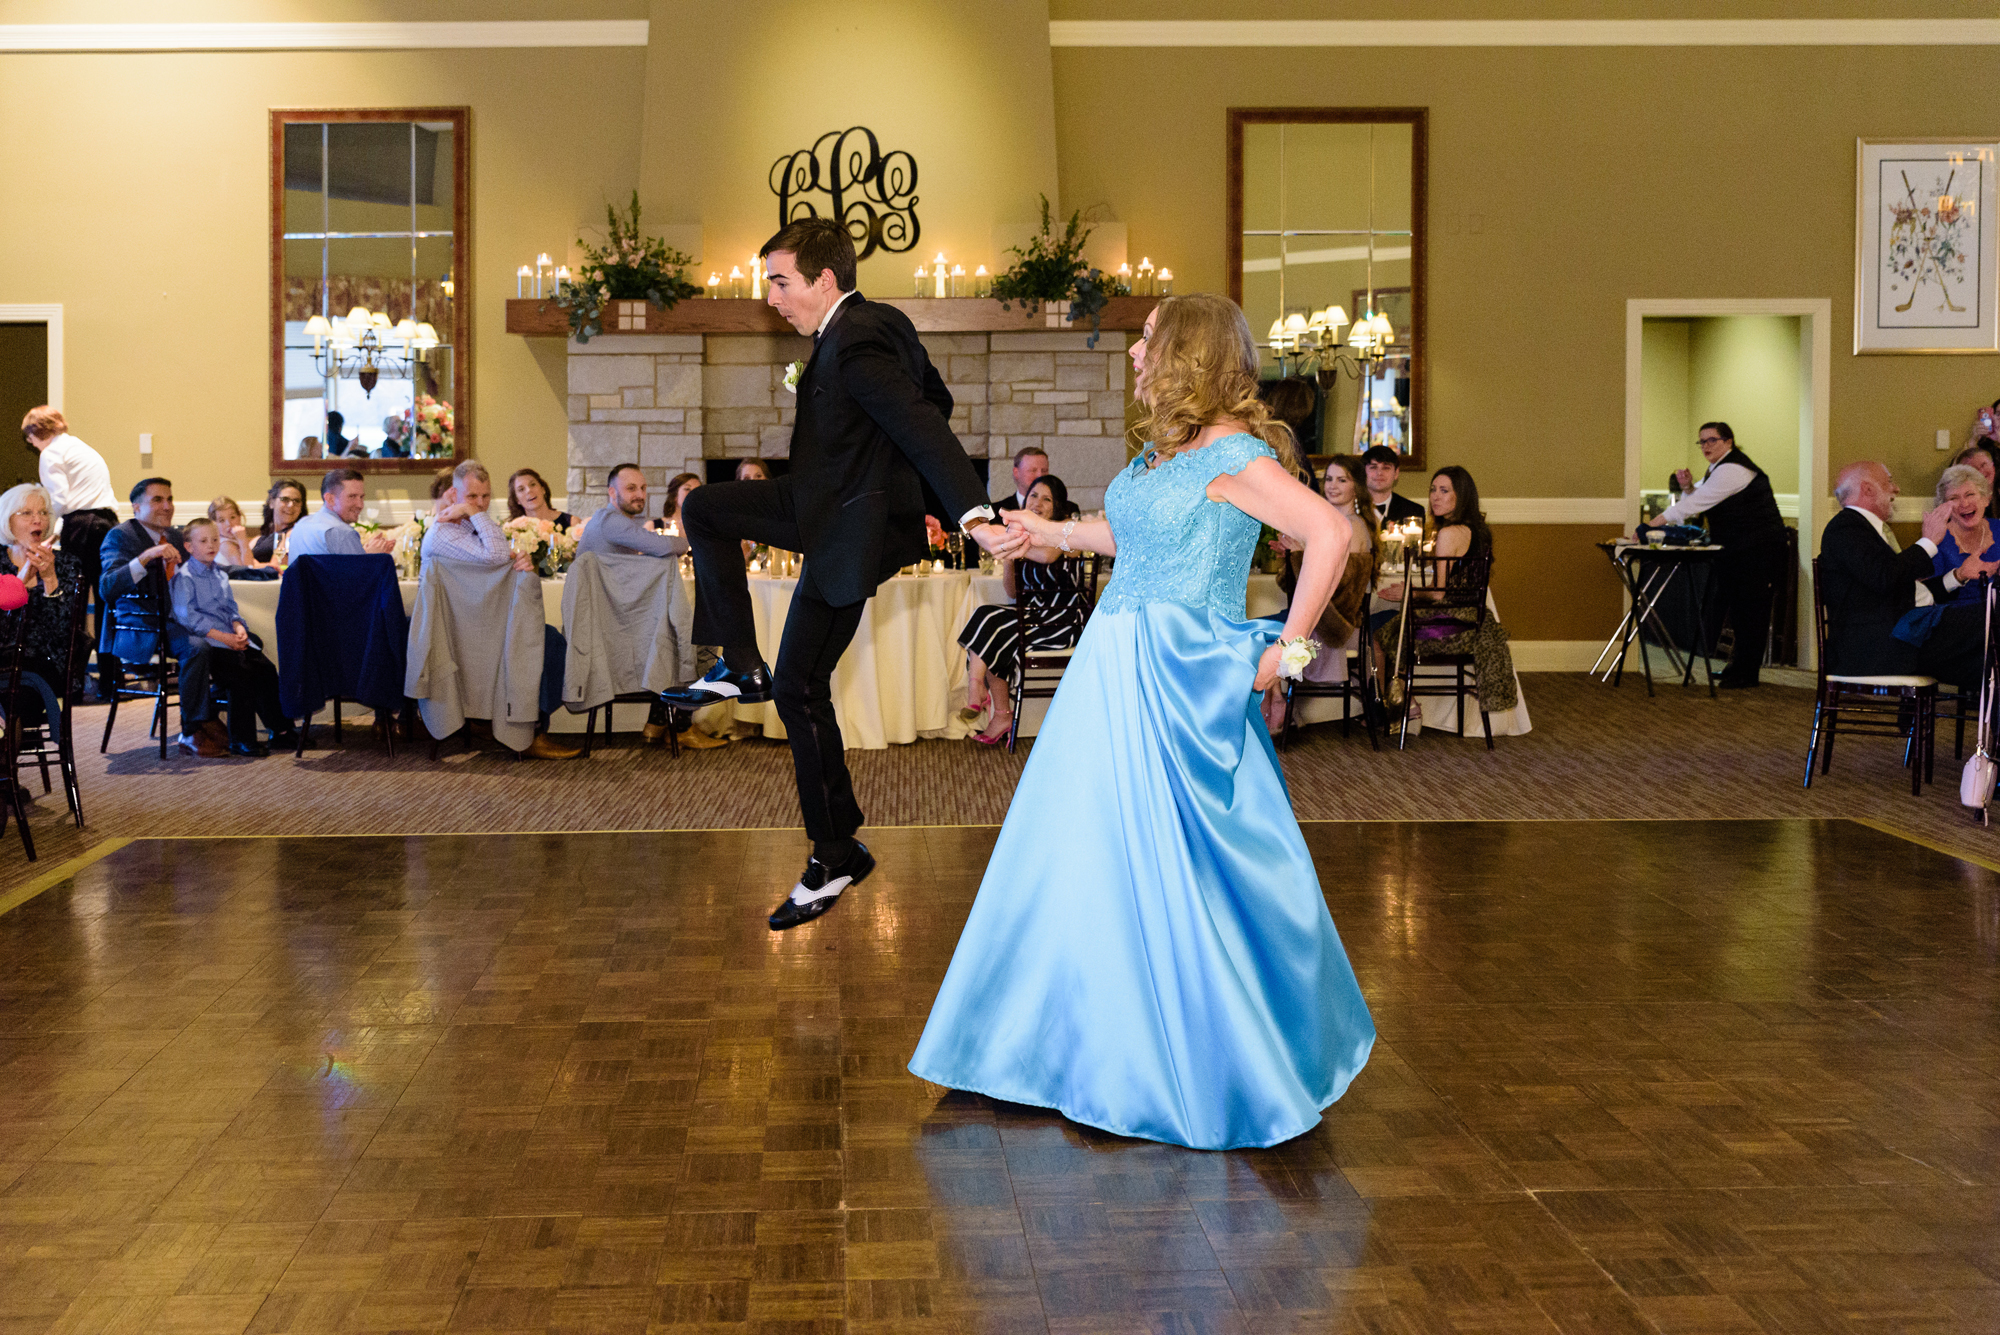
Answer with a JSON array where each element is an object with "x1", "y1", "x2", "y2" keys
[
  {"x1": 228, "y1": 740, "x2": 270, "y2": 758},
  {"x1": 661, "y1": 660, "x2": 773, "y2": 708},
  {"x1": 768, "y1": 841, "x2": 875, "y2": 930},
  {"x1": 268, "y1": 729, "x2": 302, "y2": 751}
]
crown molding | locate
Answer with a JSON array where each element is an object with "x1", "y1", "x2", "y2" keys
[
  {"x1": 1049, "y1": 19, "x2": 2000, "y2": 48},
  {"x1": 0, "y1": 21, "x2": 649, "y2": 52}
]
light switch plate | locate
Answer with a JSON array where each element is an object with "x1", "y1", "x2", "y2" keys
[
  {"x1": 1938, "y1": 428, "x2": 1952, "y2": 451},
  {"x1": 139, "y1": 432, "x2": 152, "y2": 458}
]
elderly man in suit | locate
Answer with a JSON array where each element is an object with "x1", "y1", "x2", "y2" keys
[
  {"x1": 1819, "y1": 460, "x2": 1993, "y2": 688},
  {"x1": 665, "y1": 217, "x2": 1024, "y2": 929}
]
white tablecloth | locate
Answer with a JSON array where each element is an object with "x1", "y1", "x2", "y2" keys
[{"x1": 228, "y1": 569, "x2": 1396, "y2": 748}]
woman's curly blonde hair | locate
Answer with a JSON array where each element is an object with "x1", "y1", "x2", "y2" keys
[{"x1": 1132, "y1": 293, "x2": 1299, "y2": 473}]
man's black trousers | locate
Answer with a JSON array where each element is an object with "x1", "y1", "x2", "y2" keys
[{"x1": 683, "y1": 479, "x2": 868, "y2": 844}]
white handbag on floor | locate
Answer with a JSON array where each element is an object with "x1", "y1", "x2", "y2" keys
[{"x1": 1960, "y1": 582, "x2": 1997, "y2": 814}]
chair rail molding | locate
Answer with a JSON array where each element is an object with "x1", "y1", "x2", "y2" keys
[
  {"x1": 0, "y1": 304, "x2": 62, "y2": 409},
  {"x1": 1049, "y1": 19, "x2": 2000, "y2": 48},
  {"x1": 0, "y1": 22, "x2": 648, "y2": 52}
]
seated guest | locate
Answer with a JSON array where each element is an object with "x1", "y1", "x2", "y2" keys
[
  {"x1": 1929, "y1": 464, "x2": 1997, "y2": 605},
  {"x1": 507, "y1": 466, "x2": 576, "y2": 530},
  {"x1": 378, "y1": 414, "x2": 410, "y2": 458},
  {"x1": 1948, "y1": 441, "x2": 2000, "y2": 520},
  {"x1": 430, "y1": 466, "x2": 456, "y2": 500},
  {"x1": 578, "y1": 464, "x2": 690, "y2": 560},
  {"x1": 208, "y1": 496, "x2": 259, "y2": 569},
  {"x1": 735, "y1": 458, "x2": 771, "y2": 482},
  {"x1": 996, "y1": 445, "x2": 1049, "y2": 511},
  {"x1": 98, "y1": 477, "x2": 190, "y2": 704},
  {"x1": 1823, "y1": 460, "x2": 1990, "y2": 688},
  {"x1": 1362, "y1": 444, "x2": 1426, "y2": 528},
  {"x1": 250, "y1": 479, "x2": 306, "y2": 564},
  {"x1": 1262, "y1": 455, "x2": 1378, "y2": 731},
  {"x1": 421, "y1": 460, "x2": 580, "y2": 760},
  {"x1": 956, "y1": 474, "x2": 1092, "y2": 745},
  {"x1": 1373, "y1": 465, "x2": 1519, "y2": 734},
  {"x1": 323, "y1": 411, "x2": 353, "y2": 457},
  {"x1": 655, "y1": 472, "x2": 701, "y2": 536},
  {"x1": 575, "y1": 463, "x2": 722, "y2": 749},
  {"x1": 287, "y1": 468, "x2": 397, "y2": 557},
  {"x1": 0, "y1": 483, "x2": 85, "y2": 716},
  {"x1": 298, "y1": 436, "x2": 322, "y2": 460},
  {"x1": 170, "y1": 518, "x2": 294, "y2": 758}
]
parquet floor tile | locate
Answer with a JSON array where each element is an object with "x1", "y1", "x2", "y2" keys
[{"x1": 0, "y1": 820, "x2": 1996, "y2": 1332}]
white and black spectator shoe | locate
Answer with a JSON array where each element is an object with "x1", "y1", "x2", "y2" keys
[
  {"x1": 661, "y1": 660, "x2": 772, "y2": 708},
  {"x1": 768, "y1": 842, "x2": 875, "y2": 931}
]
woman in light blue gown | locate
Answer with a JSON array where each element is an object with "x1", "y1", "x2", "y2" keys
[{"x1": 909, "y1": 294, "x2": 1376, "y2": 1150}]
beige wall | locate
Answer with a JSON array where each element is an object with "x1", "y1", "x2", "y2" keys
[
  {"x1": 638, "y1": 0, "x2": 1060, "y2": 302},
  {"x1": 0, "y1": 42, "x2": 643, "y2": 507},
  {"x1": 1051, "y1": 39, "x2": 2000, "y2": 500}
]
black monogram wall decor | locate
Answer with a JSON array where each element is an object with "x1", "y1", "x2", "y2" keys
[{"x1": 769, "y1": 126, "x2": 920, "y2": 260}]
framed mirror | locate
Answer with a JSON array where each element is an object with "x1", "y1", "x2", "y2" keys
[
  {"x1": 1227, "y1": 108, "x2": 1426, "y2": 466},
  {"x1": 270, "y1": 108, "x2": 469, "y2": 473}
]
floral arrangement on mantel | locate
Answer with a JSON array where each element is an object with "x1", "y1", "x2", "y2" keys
[
  {"x1": 989, "y1": 195, "x2": 1130, "y2": 349},
  {"x1": 549, "y1": 192, "x2": 701, "y2": 343},
  {"x1": 408, "y1": 394, "x2": 455, "y2": 456},
  {"x1": 503, "y1": 515, "x2": 581, "y2": 577}
]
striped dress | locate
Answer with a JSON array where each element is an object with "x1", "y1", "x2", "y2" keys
[{"x1": 957, "y1": 557, "x2": 1092, "y2": 682}]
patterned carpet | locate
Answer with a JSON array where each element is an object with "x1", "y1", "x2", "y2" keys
[{"x1": 3, "y1": 673, "x2": 1994, "y2": 897}]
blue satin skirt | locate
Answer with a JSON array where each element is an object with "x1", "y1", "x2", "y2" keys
[{"x1": 909, "y1": 602, "x2": 1376, "y2": 1150}]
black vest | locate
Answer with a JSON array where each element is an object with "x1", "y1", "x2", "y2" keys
[{"x1": 1703, "y1": 447, "x2": 1786, "y2": 550}]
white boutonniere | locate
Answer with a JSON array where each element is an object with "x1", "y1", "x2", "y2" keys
[{"x1": 783, "y1": 360, "x2": 806, "y2": 394}]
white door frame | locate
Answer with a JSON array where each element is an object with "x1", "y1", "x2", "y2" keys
[
  {"x1": 0, "y1": 303, "x2": 63, "y2": 409},
  {"x1": 1624, "y1": 297, "x2": 1832, "y2": 669}
]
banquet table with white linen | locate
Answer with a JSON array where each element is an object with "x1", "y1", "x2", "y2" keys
[{"x1": 225, "y1": 567, "x2": 1463, "y2": 747}]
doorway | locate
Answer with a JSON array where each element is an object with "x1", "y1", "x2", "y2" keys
[
  {"x1": 0, "y1": 305, "x2": 62, "y2": 493},
  {"x1": 1625, "y1": 298, "x2": 1832, "y2": 669}
]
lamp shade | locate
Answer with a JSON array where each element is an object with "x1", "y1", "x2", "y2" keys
[
  {"x1": 1325, "y1": 305, "x2": 1349, "y2": 328},
  {"x1": 346, "y1": 306, "x2": 371, "y2": 324},
  {"x1": 1369, "y1": 311, "x2": 1395, "y2": 339},
  {"x1": 303, "y1": 315, "x2": 331, "y2": 337},
  {"x1": 1283, "y1": 313, "x2": 1307, "y2": 333}
]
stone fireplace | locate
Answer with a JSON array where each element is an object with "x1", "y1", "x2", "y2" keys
[{"x1": 521, "y1": 299, "x2": 1148, "y2": 520}]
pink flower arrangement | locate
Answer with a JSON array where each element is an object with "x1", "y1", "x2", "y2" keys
[{"x1": 410, "y1": 394, "x2": 454, "y2": 456}]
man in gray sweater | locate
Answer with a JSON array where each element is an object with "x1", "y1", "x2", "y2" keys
[
  {"x1": 577, "y1": 464, "x2": 689, "y2": 560},
  {"x1": 576, "y1": 463, "x2": 723, "y2": 748}
]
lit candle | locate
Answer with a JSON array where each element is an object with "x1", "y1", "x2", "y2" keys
[
  {"x1": 554, "y1": 265, "x2": 570, "y2": 290},
  {"x1": 749, "y1": 256, "x2": 762, "y2": 301},
  {"x1": 1157, "y1": 267, "x2": 1173, "y2": 295},
  {"x1": 1136, "y1": 256, "x2": 1155, "y2": 295},
  {"x1": 1116, "y1": 262, "x2": 1132, "y2": 290},
  {"x1": 728, "y1": 266, "x2": 744, "y2": 298},
  {"x1": 706, "y1": 273, "x2": 721, "y2": 298},
  {"x1": 516, "y1": 265, "x2": 531, "y2": 297},
  {"x1": 973, "y1": 264, "x2": 989, "y2": 297},
  {"x1": 535, "y1": 252, "x2": 552, "y2": 297},
  {"x1": 951, "y1": 264, "x2": 964, "y2": 297},
  {"x1": 934, "y1": 252, "x2": 948, "y2": 299},
  {"x1": 914, "y1": 264, "x2": 928, "y2": 298},
  {"x1": 933, "y1": 559, "x2": 946, "y2": 572}
]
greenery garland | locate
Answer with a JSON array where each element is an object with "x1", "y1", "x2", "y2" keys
[
  {"x1": 548, "y1": 191, "x2": 701, "y2": 343},
  {"x1": 989, "y1": 195, "x2": 1130, "y2": 348}
]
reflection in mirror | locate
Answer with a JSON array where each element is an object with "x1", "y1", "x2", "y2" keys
[
  {"x1": 1228, "y1": 110, "x2": 1426, "y2": 466},
  {"x1": 271, "y1": 110, "x2": 468, "y2": 471}
]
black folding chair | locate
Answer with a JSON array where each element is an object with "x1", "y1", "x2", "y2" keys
[
  {"x1": 1802, "y1": 557, "x2": 1937, "y2": 796},
  {"x1": 1006, "y1": 553, "x2": 1099, "y2": 753},
  {"x1": 13, "y1": 585, "x2": 88, "y2": 827},
  {"x1": 1280, "y1": 630, "x2": 1380, "y2": 752},
  {"x1": 98, "y1": 577, "x2": 184, "y2": 760},
  {"x1": 1384, "y1": 546, "x2": 1497, "y2": 750},
  {"x1": 0, "y1": 612, "x2": 43, "y2": 859}
]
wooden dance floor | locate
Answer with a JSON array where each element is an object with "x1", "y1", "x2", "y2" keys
[{"x1": 1, "y1": 820, "x2": 1996, "y2": 1333}]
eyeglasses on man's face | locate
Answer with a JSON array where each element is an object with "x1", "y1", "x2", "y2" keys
[{"x1": 1697, "y1": 435, "x2": 1725, "y2": 447}]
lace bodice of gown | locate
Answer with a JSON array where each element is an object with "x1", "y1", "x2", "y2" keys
[{"x1": 1097, "y1": 432, "x2": 1274, "y2": 621}]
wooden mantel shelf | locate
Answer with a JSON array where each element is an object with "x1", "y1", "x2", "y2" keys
[{"x1": 504, "y1": 295, "x2": 1159, "y2": 338}]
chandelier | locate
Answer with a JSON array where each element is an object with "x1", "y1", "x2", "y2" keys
[
  {"x1": 302, "y1": 306, "x2": 441, "y2": 397},
  {"x1": 1266, "y1": 303, "x2": 1396, "y2": 378}
]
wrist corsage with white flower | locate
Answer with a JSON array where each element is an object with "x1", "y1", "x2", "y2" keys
[
  {"x1": 1275, "y1": 635, "x2": 1322, "y2": 680},
  {"x1": 782, "y1": 360, "x2": 806, "y2": 394}
]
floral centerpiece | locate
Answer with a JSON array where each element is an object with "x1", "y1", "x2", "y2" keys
[
  {"x1": 549, "y1": 191, "x2": 701, "y2": 343},
  {"x1": 989, "y1": 194, "x2": 1128, "y2": 349},
  {"x1": 503, "y1": 516, "x2": 580, "y2": 577},
  {"x1": 410, "y1": 395, "x2": 454, "y2": 456}
]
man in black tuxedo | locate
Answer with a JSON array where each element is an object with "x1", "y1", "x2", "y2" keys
[
  {"x1": 993, "y1": 446, "x2": 1049, "y2": 512},
  {"x1": 1819, "y1": 460, "x2": 1992, "y2": 687},
  {"x1": 666, "y1": 218, "x2": 1022, "y2": 929},
  {"x1": 1362, "y1": 445, "x2": 1425, "y2": 528}
]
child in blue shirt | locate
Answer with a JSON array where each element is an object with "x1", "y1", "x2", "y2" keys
[{"x1": 170, "y1": 518, "x2": 294, "y2": 757}]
